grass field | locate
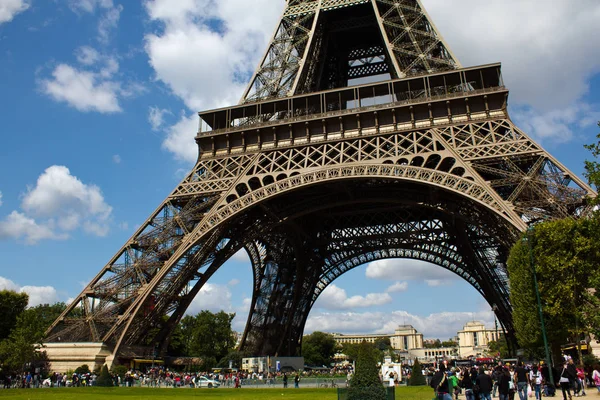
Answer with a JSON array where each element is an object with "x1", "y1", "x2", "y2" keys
[{"x1": 0, "y1": 385, "x2": 435, "y2": 399}]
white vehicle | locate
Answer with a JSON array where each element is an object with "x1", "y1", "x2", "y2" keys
[{"x1": 196, "y1": 376, "x2": 220, "y2": 388}]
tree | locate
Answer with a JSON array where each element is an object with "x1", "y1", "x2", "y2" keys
[
  {"x1": 584, "y1": 122, "x2": 600, "y2": 195},
  {"x1": 95, "y1": 365, "x2": 113, "y2": 387},
  {"x1": 349, "y1": 341, "x2": 386, "y2": 400},
  {"x1": 424, "y1": 339, "x2": 442, "y2": 348},
  {"x1": 441, "y1": 339, "x2": 458, "y2": 347},
  {"x1": 507, "y1": 216, "x2": 600, "y2": 363},
  {"x1": 178, "y1": 310, "x2": 236, "y2": 362},
  {"x1": 302, "y1": 331, "x2": 338, "y2": 366},
  {"x1": 0, "y1": 290, "x2": 28, "y2": 341},
  {"x1": 487, "y1": 337, "x2": 508, "y2": 358},
  {"x1": 409, "y1": 358, "x2": 426, "y2": 386}
]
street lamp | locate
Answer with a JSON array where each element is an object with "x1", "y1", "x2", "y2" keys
[{"x1": 523, "y1": 226, "x2": 554, "y2": 386}]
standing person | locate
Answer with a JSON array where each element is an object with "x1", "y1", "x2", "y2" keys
[
  {"x1": 283, "y1": 373, "x2": 288, "y2": 389},
  {"x1": 294, "y1": 373, "x2": 300, "y2": 388},
  {"x1": 498, "y1": 368, "x2": 511, "y2": 400},
  {"x1": 449, "y1": 371, "x2": 460, "y2": 400},
  {"x1": 575, "y1": 364, "x2": 586, "y2": 397},
  {"x1": 493, "y1": 366, "x2": 503, "y2": 398},
  {"x1": 530, "y1": 364, "x2": 543, "y2": 400},
  {"x1": 431, "y1": 364, "x2": 453, "y2": 400},
  {"x1": 477, "y1": 367, "x2": 494, "y2": 400},
  {"x1": 591, "y1": 365, "x2": 600, "y2": 394},
  {"x1": 559, "y1": 361, "x2": 575, "y2": 400},
  {"x1": 462, "y1": 367, "x2": 475, "y2": 400},
  {"x1": 514, "y1": 362, "x2": 530, "y2": 400}
]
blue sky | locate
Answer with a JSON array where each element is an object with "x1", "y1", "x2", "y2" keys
[{"x1": 0, "y1": 0, "x2": 599, "y2": 340}]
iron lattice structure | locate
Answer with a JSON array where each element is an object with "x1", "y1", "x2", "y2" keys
[{"x1": 47, "y1": 0, "x2": 596, "y2": 359}]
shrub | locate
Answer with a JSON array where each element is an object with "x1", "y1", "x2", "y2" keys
[
  {"x1": 74, "y1": 364, "x2": 90, "y2": 375},
  {"x1": 348, "y1": 341, "x2": 386, "y2": 400},
  {"x1": 95, "y1": 365, "x2": 113, "y2": 387},
  {"x1": 409, "y1": 358, "x2": 427, "y2": 386}
]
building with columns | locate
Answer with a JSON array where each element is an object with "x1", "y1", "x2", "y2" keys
[
  {"x1": 457, "y1": 321, "x2": 502, "y2": 358},
  {"x1": 333, "y1": 325, "x2": 424, "y2": 351}
]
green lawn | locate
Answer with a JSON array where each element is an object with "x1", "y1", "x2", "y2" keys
[{"x1": 0, "y1": 386, "x2": 435, "y2": 400}]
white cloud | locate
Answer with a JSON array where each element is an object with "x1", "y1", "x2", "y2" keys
[
  {"x1": 0, "y1": 276, "x2": 60, "y2": 307},
  {"x1": 186, "y1": 283, "x2": 233, "y2": 315},
  {"x1": 0, "y1": 0, "x2": 29, "y2": 25},
  {"x1": 162, "y1": 113, "x2": 199, "y2": 163},
  {"x1": 41, "y1": 63, "x2": 122, "y2": 113},
  {"x1": 112, "y1": 154, "x2": 121, "y2": 164},
  {"x1": 386, "y1": 281, "x2": 408, "y2": 293},
  {"x1": 366, "y1": 259, "x2": 460, "y2": 285},
  {"x1": 144, "y1": 0, "x2": 285, "y2": 160},
  {"x1": 228, "y1": 279, "x2": 240, "y2": 287},
  {"x1": 314, "y1": 284, "x2": 392, "y2": 310},
  {"x1": 0, "y1": 166, "x2": 113, "y2": 244},
  {"x1": 0, "y1": 276, "x2": 20, "y2": 291},
  {"x1": 148, "y1": 106, "x2": 171, "y2": 131},
  {"x1": 0, "y1": 211, "x2": 67, "y2": 244},
  {"x1": 0, "y1": 191, "x2": 3, "y2": 207},
  {"x1": 305, "y1": 309, "x2": 495, "y2": 339},
  {"x1": 75, "y1": 46, "x2": 101, "y2": 66}
]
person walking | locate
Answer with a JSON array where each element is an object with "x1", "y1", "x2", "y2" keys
[
  {"x1": 514, "y1": 362, "x2": 529, "y2": 400},
  {"x1": 591, "y1": 365, "x2": 600, "y2": 394},
  {"x1": 283, "y1": 373, "x2": 288, "y2": 389},
  {"x1": 559, "y1": 361, "x2": 575, "y2": 400},
  {"x1": 477, "y1": 367, "x2": 494, "y2": 400},
  {"x1": 431, "y1": 364, "x2": 453, "y2": 400},
  {"x1": 462, "y1": 367, "x2": 475, "y2": 400},
  {"x1": 294, "y1": 373, "x2": 300, "y2": 389},
  {"x1": 498, "y1": 368, "x2": 511, "y2": 400},
  {"x1": 530, "y1": 364, "x2": 543, "y2": 400}
]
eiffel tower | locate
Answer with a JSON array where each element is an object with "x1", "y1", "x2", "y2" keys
[{"x1": 46, "y1": 0, "x2": 596, "y2": 367}]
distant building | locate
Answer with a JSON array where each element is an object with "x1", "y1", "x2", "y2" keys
[
  {"x1": 457, "y1": 321, "x2": 502, "y2": 358},
  {"x1": 333, "y1": 325, "x2": 423, "y2": 351}
]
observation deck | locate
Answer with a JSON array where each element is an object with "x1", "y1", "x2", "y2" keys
[{"x1": 196, "y1": 64, "x2": 507, "y2": 159}]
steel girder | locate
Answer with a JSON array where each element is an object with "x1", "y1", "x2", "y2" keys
[{"x1": 242, "y1": 0, "x2": 459, "y2": 102}]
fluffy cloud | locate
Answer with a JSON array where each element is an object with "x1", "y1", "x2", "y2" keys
[
  {"x1": 314, "y1": 284, "x2": 392, "y2": 310},
  {"x1": 40, "y1": 44, "x2": 146, "y2": 113},
  {"x1": 0, "y1": 191, "x2": 3, "y2": 207},
  {"x1": 0, "y1": 0, "x2": 29, "y2": 25},
  {"x1": 305, "y1": 309, "x2": 495, "y2": 339},
  {"x1": 143, "y1": 0, "x2": 285, "y2": 160},
  {"x1": 366, "y1": 259, "x2": 460, "y2": 286},
  {"x1": 112, "y1": 154, "x2": 121, "y2": 164},
  {"x1": 0, "y1": 166, "x2": 113, "y2": 244},
  {"x1": 186, "y1": 283, "x2": 233, "y2": 315},
  {"x1": 41, "y1": 63, "x2": 122, "y2": 113},
  {"x1": 0, "y1": 276, "x2": 60, "y2": 307},
  {"x1": 0, "y1": 211, "x2": 67, "y2": 244},
  {"x1": 386, "y1": 281, "x2": 408, "y2": 293},
  {"x1": 424, "y1": 0, "x2": 600, "y2": 143},
  {"x1": 162, "y1": 113, "x2": 199, "y2": 163}
]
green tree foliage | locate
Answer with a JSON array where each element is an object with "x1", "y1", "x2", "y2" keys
[
  {"x1": 349, "y1": 341, "x2": 386, "y2": 400},
  {"x1": 75, "y1": 364, "x2": 91, "y2": 374},
  {"x1": 584, "y1": 122, "x2": 600, "y2": 195},
  {"x1": 0, "y1": 290, "x2": 29, "y2": 340},
  {"x1": 507, "y1": 216, "x2": 600, "y2": 362},
  {"x1": 424, "y1": 339, "x2": 442, "y2": 348},
  {"x1": 441, "y1": 340, "x2": 458, "y2": 347},
  {"x1": 302, "y1": 331, "x2": 338, "y2": 366},
  {"x1": 341, "y1": 343, "x2": 360, "y2": 362},
  {"x1": 95, "y1": 365, "x2": 113, "y2": 387},
  {"x1": 217, "y1": 350, "x2": 247, "y2": 369},
  {"x1": 178, "y1": 310, "x2": 236, "y2": 362},
  {"x1": 0, "y1": 305, "x2": 53, "y2": 373},
  {"x1": 409, "y1": 358, "x2": 426, "y2": 386},
  {"x1": 486, "y1": 337, "x2": 508, "y2": 358}
]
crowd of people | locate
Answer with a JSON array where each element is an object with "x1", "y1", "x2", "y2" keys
[{"x1": 428, "y1": 358, "x2": 600, "y2": 400}]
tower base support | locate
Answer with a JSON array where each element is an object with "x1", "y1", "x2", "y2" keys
[{"x1": 43, "y1": 342, "x2": 112, "y2": 373}]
